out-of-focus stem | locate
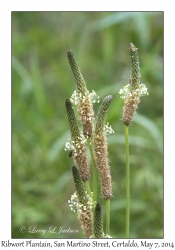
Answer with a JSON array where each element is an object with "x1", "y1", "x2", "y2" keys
[{"x1": 125, "y1": 124, "x2": 130, "y2": 238}]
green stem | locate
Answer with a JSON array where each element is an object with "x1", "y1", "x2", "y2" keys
[
  {"x1": 85, "y1": 181, "x2": 91, "y2": 198},
  {"x1": 125, "y1": 124, "x2": 130, "y2": 238},
  {"x1": 85, "y1": 181, "x2": 95, "y2": 210},
  {"x1": 106, "y1": 199, "x2": 110, "y2": 235},
  {"x1": 85, "y1": 180, "x2": 95, "y2": 210},
  {"x1": 87, "y1": 138, "x2": 97, "y2": 203}
]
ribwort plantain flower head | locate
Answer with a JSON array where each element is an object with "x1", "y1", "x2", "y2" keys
[
  {"x1": 68, "y1": 166, "x2": 93, "y2": 238},
  {"x1": 65, "y1": 99, "x2": 89, "y2": 181},
  {"x1": 67, "y1": 50, "x2": 99, "y2": 137},
  {"x1": 119, "y1": 43, "x2": 149, "y2": 125},
  {"x1": 93, "y1": 95, "x2": 113, "y2": 200},
  {"x1": 67, "y1": 50, "x2": 87, "y2": 96}
]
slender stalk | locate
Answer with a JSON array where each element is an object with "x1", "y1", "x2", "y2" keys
[
  {"x1": 87, "y1": 138, "x2": 97, "y2": 203},
  {"x1": 85, "y1": 181, "x2": 91, "y2": 198},
  {"x1": 124, "y1": 124, "x2": 130, "y2": 238},
  {"x1": 106, "y1": 199, "x2": 110, "y2": 235},
  {"x1": 85, "y1": 181, "x2": 95, "y2": 209}
]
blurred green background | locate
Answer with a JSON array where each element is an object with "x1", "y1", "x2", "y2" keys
[{"x1": 12, "y1": 12, "x2": 163, "y2": 239}]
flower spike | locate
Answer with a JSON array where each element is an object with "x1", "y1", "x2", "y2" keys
[
  {"x1": 67, "y1": 50, "x2": 95, "y2": 137},
  {"x1": 93, "y1": 95, "x2": 113, "y2": 200},
  {"x1": 65, "y1": 99, "x2": 89, "y2": 181},
  {"x1": 68, "y1": 166, "x2": 93, "y2": 238},
  {"x1": 119, "y1": 43, "x2": 149, "y2": 125}
]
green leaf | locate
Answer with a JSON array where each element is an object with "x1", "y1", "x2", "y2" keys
[{"x1": 133, "y1": 113, "x2": 163, "y2": 154}]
